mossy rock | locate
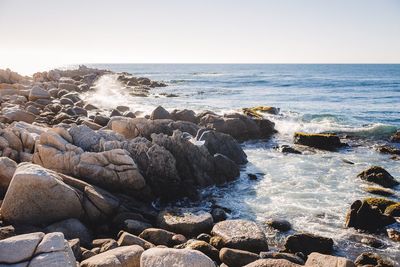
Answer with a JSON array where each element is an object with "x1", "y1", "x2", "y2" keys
[
  {"x1": 385, "y1": 203, "x2": 400, "y2": 217},
  {"x1": 293, "y1": 132, "x2": 344, "y2": 151},
  {"x1": 357, "y1": 166, "x2": 399, "y2": 188},
  {"x1": 363, "y1": 186, "x2": 395, "y2": 197},
  {"x1": 364, "y1": 197, "x2": 397, "y2": 212},
  {"x1": 242, "y1": 106, "x2": 279, "y2": 119}
]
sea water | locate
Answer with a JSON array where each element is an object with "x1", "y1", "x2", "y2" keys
[{"x1": 83, "y1": 64, "x2": 400, "y2": 263}]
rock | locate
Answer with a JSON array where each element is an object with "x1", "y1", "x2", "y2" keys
[
  {"x1": 220, "y1": 247, "x2": 260, "y2": 267},
  {"x1": 84, "y1": 103, "x2": 98, "y2": 110},
  {"x1": 157, "y1": 209, "x2": 213, "y2": 237},
  {"x1": 177, "y1": 239, "x2": 219, "y2": 262},
  {"x1": 360, "y1": 236, "x2": 385, "y2": 248},
  {"x1": 68, "y1": 238, "x2": 82, "y2": 261},
  {"x1": 390, "y1": 130, "x2": 400, "y2": 142},
  {"x1": 171, "y1": 234, "x2": 187, "y2": 245},
  {"x1": 384, "y1": 203, "x2": 400, "y2": 217},
  {"x1": 110, "y1": 109, "x2": 122, "y2": 117},
  {"x1": 362, "y1": 186, "x2": 395, "y2": 196},
  {"x1": 357, "y1": 166, "x2": 399, "y2": 188},
  {"x1": 171, "y1": 109, "x2": 198, "y2": 123},
  {"x1": 354, "y1": 252, "x2": 394, "y2": 267},
  {"x1": 44, "y1": 218, "x2": 92, "y2": 247},
  {"x1": 364, "y1": 197, "x2": 397, "y2": 212},
  {"x1": 94, "y1": 115, "x2": 110, "y2": 126},
  {"x1": 0, "y1": 157, "x2": 17, "y2": 195},
  {"x1": 277, "y1": 145, "x2": 302, "y2": 154},
  {"x1": 0, "y1": 225, "x2": 16, "y2": 240},
  {"x1": 243, "y1": 106, "x2": 280, "y2": 117},
  {"x1": 108, "y1": 117, "x2": 173, "y2": 139},
  {"x1": 169, "y1": 121, "x2": 200, "y2": 136},
  {"x1": 305, "y1": 253, "x2": 355, "y2": 267},
  {"x1": 116, "y1": 105, "x2": 130, "y2": 113},
  {"x1": 0, "y1": 232, "x2": 76, "y2": 266},
  {"x1": 197, "y1": 129, "x2": 248, "y2": 164},
  {"x1": 266, "y1": 219, "x2": 292, "y2": 232},
  {"x1": 117, "y1": 231, "x2": 154, "y2": 249},
  {"x1": 376, "y1": 145, "x2": 400, "y2": 155},
  {"x1": 140, "y1": 247, "x2": 216, "y2": 267},
  {"x1": 213, "y1": 153, "x2": 240, "y2": 183},
  {"x1": 1, "y1": 107, "x2": 36, "y2": 123},
  {"x1": 151, "y1": 106, "x2": 171, "y2": 120},
  {"x1": 293, "y1": 132, "x2": 345, "y2": 151},
  {"x1": 211, "y1": 208, "x2": 227, "y2": 222},
  {"x1": 260, "y1": 252, "x2": 304, "y2": 265},
  {"x1": 196, "y1": 233, "x2": 212, "y2": 243},
  {"x1": 59, "y1": 83, "x2": 79, "y2": 92},
  {"x1": 386, "y1": 228, "x2": 400, "y2": 242},
  {"x1": 139, "y1": 228, "x2": 176, "y2": 246},
  {"x1": 211, "y1": 219, "x2": 268, "y2": 253},
  {"x1": 284, "y1": 233, "x2": 333, "y2": 256},
  {"x1": 29, "y1": 85, "x2": 50, "y2": 101},
  {"x1": 244, "y1": 258, "x2": 301, "y2": 267},
  {"x1": 124, "y1": 111, "x2": 136, "y2": 118},
  {"x1": 80, "y1": 245, "x2": 144, "y2": 267},
  {"x1": 123, "y1": 219, "x2": 152, "y2": 235},
  {"x1": 1, "y1": 163, "x2": 84, "y2": 225},
  {"x1": 345, "y1": 200, "x2": 395, "y2": 232}
]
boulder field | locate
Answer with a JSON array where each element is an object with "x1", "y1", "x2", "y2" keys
[{"x1": 0, "y1": 66, "x2": 397, "y2": 266}]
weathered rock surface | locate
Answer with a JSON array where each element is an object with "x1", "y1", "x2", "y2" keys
[
  {"x1": 1, "y1": 163, "x2": 84, "y2": 225},
  {"x1": 29, "y1": 85, "x2": 50, "y2": 101},
  {"x1": 220, "y1": 247, "x2": 260, "y2": 267},
  {"x1": 1, "y1": 107, "x2": 36, "y2": 123},
  {"x1": 294, "y1": 132, "x2": 345, "y2": 151},
  {"x1": 44, "y1": 218, "x2": 92, "y2": 247},
  {"x1": 0, "y1": 232, "x2": 76, "y2": 266},
  {"x1": 0, "y1": 156, "x2": 17, "y2": 195},
  {"x1": 391, "y1": 130, "x2": 400, "y2": 142},
  {"x1": 117, "y1": 231, "x2": 154, "y2": 249},
  {"x1": 211, "y1": 219, "x2": 268, "y2": 253},
  {"x1": 244, "y1": 258, "x2": 302, "y2": 267},
  {"x1": 158, "y1": 209, "x2": 213, "y2": 237},
  {"x1": 140, "y1": 247, "x2": 216, "y2": 267},
  {"x1": 138, "y1": 228, "x2": 177, "y2": 246},
  {"x1": 176, "y1": 239, "x2": 219, "y2": 262},
  {"x1": 357, "y1": 166, "x2": 399, "y2": 188},
  {"x1": 260, "y1": 252, "x2": 304, "y2": 265},
  {"x1": 80, "y1": 245, "x2": 144, "y2": 267},
  {"x1": 354, "y1": 252, "x2": 394, "y2": 267},
  {"x1": 284, "y1": 233, "x2": 333, "y2": 256},
  {"x1": 305, "y1": 253, "x2": 355, "y2": 267}
]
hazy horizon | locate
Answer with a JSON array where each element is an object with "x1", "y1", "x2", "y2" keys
[{"x1": 1, "y1": 0, "x2": 400, "y2": 74}]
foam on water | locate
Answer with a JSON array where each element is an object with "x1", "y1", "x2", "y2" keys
[{"x1": 84, "y1": 64, "x2": 400, "y2": 263}]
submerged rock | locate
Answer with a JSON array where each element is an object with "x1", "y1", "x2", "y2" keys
[
  {"x1": 357, "y1": 166, "x2": 399, "y2": 188},
  {"x1": 293, "y1": 132, "x2": 345, "y2": 151},
  {"x1": 283, "y1": 233, "x2": 333, "y2": 256},
  {"x1": 266, "y1": 218, "x2": 292, "y2": 232},
  {"x1": 390, "y1": 130, "x2": 400, "y2": 142},
  {"x1": 211, "y1": 219, "x2": 268, "y2": 253}
]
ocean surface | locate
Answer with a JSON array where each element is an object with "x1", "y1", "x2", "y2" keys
[{"x1": 83, "y1": 64, "x2": 400, "y2": 263}]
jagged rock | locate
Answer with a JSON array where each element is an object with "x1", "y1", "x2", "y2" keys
[
  {"x1": 139, "y1": 228, "x2": 177, "y2": 246},
  {"x1": 284, "y1": 233, "x2": 333, "y2": 256},
  {"x1": 107, "y1": 117, "x2": 172, "y2": 139},
  {"x1": 220, "y1": 247, "x2": 260, "y2": 267},
  {"x1": 354, "y1": 252, "x2": 394, "y2": 267},
  {"x1": 169, "y1": 121, "x2": 200, "y2": 136},
  {"x1": 80, "y1": 245, "x2": 144, "y2": 267},
  {"x1": 0, "y1": 232, "x2": 76, "y2": 266},
  {"x1": 0, "y1": 157, "x2": 17, "y2": 195},
  {"x1": 357, "y1": 166, "x2": 399, "y2": 188},
  {"x1": 117, "y1": 231, "x2": 154, "y2": 249},
  {"x1": 140, "y1": 247, "x2": 216, "y2": 267},
  {"x1": 211, "y1": 219, "x2": 268, "y2": 253},
  {"x1": 305, "y1": 253, "x2": 355, "y2": 267},
  {"x1": 345, "y1": 200, "x2": 396, "y2": 232},
  {"x1": 44, "y1": 218, "x2": 92, "y2": 247},
  {"x1": 158, "y1": 209, "x2": 213, "y2": 237},
  {"x1": 277, "y1": 145, "x2": 302, "y2": 154},
  {"x1": 1, "y1": 163, "x2": 84, "y2": 225},
  {"x1": 29, "y1": 85, "x2": 50, "y2": 101},
  {"x1": 294, "y1": 132, "x2": 345, "y2": 151},
  {"x1": 244, "y1": 259, "x2": 301, "y2": 267},
  {"x1": 151, "y1": 106, "x2": 171, "y2": 120}
]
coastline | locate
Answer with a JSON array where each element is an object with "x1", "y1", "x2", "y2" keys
[{"x1": 0, "y1": 65, "x2": 399, "y2": 266}]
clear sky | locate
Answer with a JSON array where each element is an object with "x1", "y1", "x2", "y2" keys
[{"x1": 1, "y1": 0, "x2": 400, "y2": 74}]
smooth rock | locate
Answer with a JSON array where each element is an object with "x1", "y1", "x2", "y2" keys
[
  {"x1": 80, "y1": 245, "x2": 144, "y2": 267},
  {"x1": 305, "y1": 252, "x2": 355, "y2": 267},
  {"x1": 138, "y1": 228, "x2": 176, "y2": 246},
  {"x1": 244, "y1": 258, "x2": 302, "y2": 267},
  {"x1": 354, "y1": 252, "x2": 394, "y2": 267},
  {"x1": 151, "y1": 106, "x2": 171, "y2": 120},
  {"x1": 0, "y1": 157, "x2": 17, "y2": 194},
  {"x1": 266, "y1": 219, "x2": 292, "y2": 232},
  {"x1": 284, "y1": 233, "x2": 333, "y2": 256},
  {"x1": 357, "y1": 166, "x2": 399, "y2": 188},
  {"x1": 294, "y1": 132, "x2": 344, "y2": 151},
  {"x1": 117, "y1": 231, "x2": 154, "y2": 249},
  {"x1": 260, "y1": 252, "x2": 304, "y2": 265},
  {"x1": 0, "y1": 232, "x2": 44, "y2": 263},
  {"x1": 44, "y1": 218, "x2": 92, "y2": 247},
  {"x1": 29, "y1": 86, "x2": 50, "y2": 101}
]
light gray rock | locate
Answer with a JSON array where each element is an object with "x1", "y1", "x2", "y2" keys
[
  {"x1": 140, "y1": 247, "x2": 216, "y2": 267},
  {"x1": 0, "y1": 232, "x2": 44, "y2": 263},
  {"x1": 305, "y1": 252, "x2": 355, "y2": 267},
  {"x1": 80, "y1": 245, "x2": 143, "y2": 267},
  {"x1": 0, "y1": 156, "x2": 17, "y2": 194},
  {"x1": 117, "y1": 231, "x2": 154, "y2": 249},
  {"x1": 44, "y1": 218, "x2": 92, "y2": 247},
  {"x1": 29, "y1": 85, "x2": 50, "y2": 101}
]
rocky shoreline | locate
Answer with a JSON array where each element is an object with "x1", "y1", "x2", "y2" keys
[{"x1": 0, "y1": 66, "x2": 399, "y2": 266}]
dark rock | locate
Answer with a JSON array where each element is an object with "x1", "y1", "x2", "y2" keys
[
  {"x1": 211, "y1": 208, "x2": 227, "y2": 223},
  {"x1": 357, "y1": 166, "x2": 399, "y2": 188},
  {"x1": 354, "y1": 252, "x2": 394, "y2": 267},
  {"x1": 196, "y1": 233, "x2": 211, "y2": 243},
  {"x1": 345, "y1": 200, "x2": 396, "y2": 232},
  {"x1": 376, "y1": 145, "x2": 400, "y2": 155},
  {"x1": 123, "y1": 219, "x2": 152, "y2": 235},
  {"x1": 260, "y1": 252, "x2": 305, "y2": 265},
  {"x1": 220, "y1": 247, "x2": 260, "y2": 267},
  {"x1": 248, "y1": 173, "x2": 258, "y2": 180},
  {"x1": 171, "y1": 109, "x2": 198, "y2": 123},
  {"x1": 384, "y1": 203, "x2": 400, "y2": 217},
  {"x1": 386, "y1": 228, "x2": 400, "y2": 242},
  {"x1": 176, "y1": 239, "x2": 219, "y2": 263},
  {"x1": 213, "y1": 153, "x2": 240, "y2": 183},
  {"x1": 139, "y1": 228, "x2": 177, "y2": 246},
  {"x1": 44, "y1": 218, "x2": 93, "y2": 248},
  {"x1": 363, "y1": 186, "x2": 395, "y2": 197},
  {"x1": 93, "y1": 115, "x2": 110, "y2": 126},
  {"x1": 123, "y1": 111, "x2": 136, "y2": 118},
  {"x1": 116, "y1": 105, "x2": 129, "y2": 113},
  {"x1": 60, "y1": 97, "x2": 75, "y2": 106},
  {"x1": 284, "y1": 233, "x2": 333, "y2": 256},
  {"x1": 151, "y1": 106, "x2": 171, "y2": 120},
  {"x1": 278, "y1": 145, "x2": 302, "y2": 154},
  {"x1": 110, "y1": 109, "x2": 122, "y2": 117},
  {"x1": 390, "y1": 130, "x2": 400, "y2": 143},
  {"x1": 364, "y1": 197, "x2": 397, "y2": 212},
  {"x1": 169, "y1": 121, "x2": 200, "y2": 136},
  {"x1": 360, "y1": 236, "x2": 385, "y2": 248},
  {"x1": 209, "y1": 236, "x2": 224, "y2": 249},
  {"x1": 266, "y1": 219, "x2": 292, "y2": 232},
  {"x1": 294, "y1": 132, "x2": 345, "y2": 151},
  {"x1": 0, "y1": 225, "x2": 15, "y2": 240}
]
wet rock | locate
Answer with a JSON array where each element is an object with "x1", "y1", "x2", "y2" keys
[
  {"x1": 197, "y1": 233, "x2": 211, "y2": 243},
  {"x1": 362, "y1": 186, "x2": 395, "y2": 197},
  {"x1": 29, "y1": 85, "x2": 50, "y2": 101},
  {"x1": 248, "y1": 173, "x2": 258, "y2": 180},
  {"x1": 177, "y1": 239, "x2": 219, "y2": 262},
  {"x1": 80, "y1": 245, "x2": 144, "y2": 267},
  {"x1": 211, "y1": 219, "x2": 268, "y2": 253},
  {"x1": 139, "y1": 228, "x2": 177, "y2": 246},
  {"x1": 294, "y1": 132, "x2": 345, "y2": 151},
  {"x1": 364, "y1": 197, "x2": 397, "y2": 212},
  {"x1": 360, "y1": 236, "x2": 385, "y2": 248},
  {"x1": 376, "y1": 145, "x2": 400, "y2": 155},
  {"x1": 345, "y1": 200, "x2": 395, "y2": 232},
  {"x1": 1, "y1": 107, "x2": 36, "y2": 123},
  {"x1": 140, "y1": 247, "x2": 216, "y2": 267},
  {"x1": 117, "y1": 231, "x2": 154, "y2": 249},
  {"x1": 357, "y1": 166, "x2": 399, "y2": 188},
  {"x1": 390, "y1": 130, "x2": 400, "y2": 142},
  {"x1": 1, "y1": 163, "x2": 84, "y2": 225},
  {"x1": 384, "y1": 203, "x2": 400, "y2": 217},
  {"x1": 244, "y1": 259, "x2": 301, "y2": 267},
  {"x1": 354, "y1": 252, "x2": 394, "y2": 267},
  {"x1": 0, "y1": 225, "x2": 16, "y2": 240},
  {"x1": 151, "y1": 106, "x2": 171, "y2": 120},
  {"x1": 157, "y1": 209, "x2": 213, "y2": 237},
  {"x1": 284, "y1": 233, "x2": 333, "y2": 256},
  {"x1": 266, "y1": 219, "x2": 292, "y2": 232},
  {"x1": 0, "y1": 232, "x2": 76, "y2": 266},
  {"x1": 0, "y1": 157, "x2": 17, "y2": 195},
  {"x1": 211, "y1": 208, "x2": 227, "y2": 222},
  {"x1": 243, "y1": 106, "x2": 280, "y2": 117},
  {"x1": 220, "y1": 247, "x2": 260, "y2": 267},
  {"x1": 171, "y1": 109, "x2": 198, "y2": 123},
  {"x1": 123, "y1": 219, "x2": 152, "y2": 235},
  {"x1": 277, "y1": 145, "x2": 302, "y2": 154},
  {"x1": 110, "y1": 109, "x2": 122, "y2": 117},
  {"x1": 386, "y1": 228, "x2": 400, "y2": 242},
  {"x1": 306, "y1": 252, "x2": 355, "y2": 267},
  {"x1": 44, "y1": 218, "x2": 92, "y2": 247},
  {"x1": 260, "y1": 252, "x2": 304, "y2": 265}
]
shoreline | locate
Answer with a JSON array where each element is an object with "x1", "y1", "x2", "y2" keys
[{"x1": 0, "y1": 65, "x2": 399, "y2": 266}]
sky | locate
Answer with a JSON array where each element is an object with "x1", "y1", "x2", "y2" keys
[{"x1": 0, "y1": 0, "x2": 400, "y2": 74}]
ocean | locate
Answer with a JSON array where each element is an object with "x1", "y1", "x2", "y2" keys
[{"x1": 83, "y1": 64, "x2": 400, "y2": 262}]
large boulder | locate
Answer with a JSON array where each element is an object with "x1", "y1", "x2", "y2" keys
[
  {"x1": 157, "y1": 209, "x2": 214, "y2": 237},
  {"x1": 0, "y1": 157, "x2": 17, "y2": 195},
  {"x1": 171, "y1": 109, "x2": 198, "y2": 123},
  {"x1": 354, "y1": 252, "x2": 394, "y2": 267},
  {"x1": 219, "y1": 247, "x2": 260, "y2": 267},
  {"x1": 293, "y1": 132, "x2": 345, "y2": 151},
  {"x1": 138, "y1": 228, "x2": 177, "y2": 246},
  {"x1": 283, "y1": 233, "x2": 333, "y2": 256},
  {"x1": 1, "y1": 107, "x2": 36, "y2": 123},
  {"x1": 140, "y1": 247, "x2": 216, "y2": 267},
  {"x1": 29, "y1": 85, "x2": 50, "y2": 101},
  {"x1": 345, "y1": 200, "x2": 396, "y2": 232},
  {"x1": 150, "y1": 106, "x2": 171, "y2": 120},
  {"x1": 211, "y1": 219, "x2": 268, "y2": 253},
  {"x1": 357, "y1": 166, "x2": 399, "y2": 188},
  {"x1": 305, "y1": 253, "x2": 355, "y2": 267},
  {"x1": 0, "y1": 232, "x2": 76, "y2": 266},
  {"x1": 176, "y1": 239, "x2": 219, "y2": 263},
  {"x1": 1, "y1": 163, "x2": 84, "y2": 225},
  {"x1": 80, "y1": 245, "x2": 144, "y2": 267}
]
